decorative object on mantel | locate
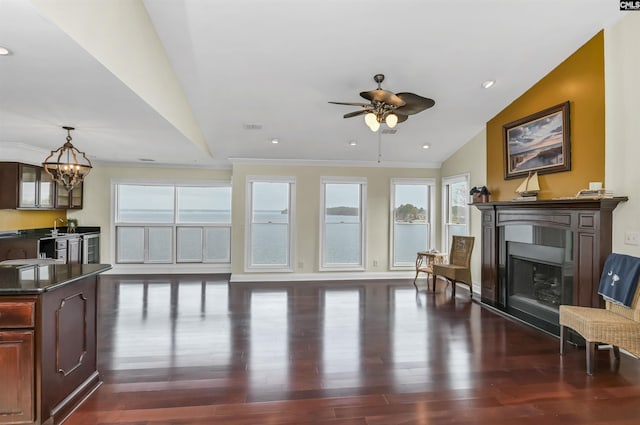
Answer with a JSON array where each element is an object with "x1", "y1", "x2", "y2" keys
[
  {"x1": 43, "y1": 126, "x2": 92, "y2": 192},
  {"x1": 503, "y1": 101, "x2": 571, "y2": 180},
  {"x1": 513, "y1": 171, "x2": 540, "y2": 201},
  {"x1": 470, "y1": 186, "x2": 491, "y2": 203}
]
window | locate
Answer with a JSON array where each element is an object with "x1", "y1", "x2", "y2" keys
[
  {"x1": 390, "y1": 179, "x2": 435, "y2": 268},
  {"x1": 245, "y1": 177, "x2": 295, "y2": 271},
  {"x1": 320, "y1": 177, "x2": 366, "y2": 270},
  {"x1": 114, "y1": 182, "x2": 231, "y2": 265},
  {"x1": 442, "y1": 174, "x2": 470, "y2": 254}
]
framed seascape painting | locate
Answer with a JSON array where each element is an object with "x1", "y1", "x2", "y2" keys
[{"x1": 503, "y1": 101, "x2": 571, "y2": 179}]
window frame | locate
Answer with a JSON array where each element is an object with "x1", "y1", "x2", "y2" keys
[
  {"x1": 244, "y1": 176, "x2": 296, "y2": 272},
  {"x1": 441, "y1": 173, "x2": 471, "y2": 255},
  {"x1": 319, "y1": 176, "x2": 367, "y2": 271},
  {"x1": 111, "y1": 179, "x2": 232, "y2": 265},
  {"x1": 389, "y1": 178, "x2": 436, "y2": 270}
]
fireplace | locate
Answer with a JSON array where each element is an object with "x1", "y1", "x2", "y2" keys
[
  {"x1": 475, "y1": 197, "x2": 627, "y2": 336},
  {"x1": 502, "y1": 226, "x2": 573, "y2": 334}
]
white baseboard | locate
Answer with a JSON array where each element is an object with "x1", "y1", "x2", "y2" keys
[
  {"x1": 230, "y1": 271, "x2": 416, "y2": 283},
  {"x1": 105, "y1": 263, "x2": 232, "y2": 275}
]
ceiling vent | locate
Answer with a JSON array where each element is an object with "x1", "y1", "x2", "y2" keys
[
  {"x1": 381, "y1": 128, "x2": 397, "y2": 134},
  {"x1": 243, "y1": 123, "x2": 263, "y2": 130}
]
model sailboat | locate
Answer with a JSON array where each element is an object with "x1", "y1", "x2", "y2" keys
[{"x1": 514, "y1": 171, "x2": 540, "y2": 201}]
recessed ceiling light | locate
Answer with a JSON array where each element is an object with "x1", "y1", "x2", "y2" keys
[
  {"x1": 482, "y1": 80, "x2": 495, "y2": 89},
  {"x1": 138, "y1": 158, "x2": 155, "y2": 162},
  {"x1": 0, "y1": 46, "x2": 11, "y2": 56},
  {"x1": 271, "y1": 138, "x2": 279, "y2": 144},
  {"x1": 349, "y1": 140, "x2": 357, "y2": 146},
  {"x1": 422, "y1": 144, "x2": 431, "y2": 150}
]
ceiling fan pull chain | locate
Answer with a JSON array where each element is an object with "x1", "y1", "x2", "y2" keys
[{"x1": 377, "y1": 132, "x2": 382, "y2": 163}]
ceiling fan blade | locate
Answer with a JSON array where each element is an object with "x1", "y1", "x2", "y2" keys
[
  {"x1": 394, "y1": 92, "x2": 435, "y2": 115},
  {"x1": 329, "y1": 101, "x2": 370, "y2": 107},
  {"x1": 343, "y1": 110, "x2": 368, "y2": 119},
  {"x1": 359, "y1": 89, "x2": 406, "y2": 107},
  {"x1": 395, "y1": 113, "x2": 409, "y2": 123}
]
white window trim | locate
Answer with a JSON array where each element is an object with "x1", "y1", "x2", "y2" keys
[
  {"x1": 441, "y1": 173, "x2": 471, "y2": 253},
  {"x1": 244, "y1": 176, "x2": 296, "y2": 273},
  {"x1": 319, "y1": 176, "x2": 367, "y2": 271},
  {"x1": 389, "y1": 178, "x2": 436, "y2": 270},
  {"x1": 110, "y1": 179, "x2": 232, "y2": 265}
]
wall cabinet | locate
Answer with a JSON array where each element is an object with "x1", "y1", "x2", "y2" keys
[
  {"x1": 55, "y1": 181, "x2": 83, "y2": 209},
  {"x1": 0, "y1": 162, "x2": 83, "y2": 210}
]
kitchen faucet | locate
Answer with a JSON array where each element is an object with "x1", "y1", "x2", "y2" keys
[{"x1": 52, "y1": 218, "x2": 65, "y2": 236}]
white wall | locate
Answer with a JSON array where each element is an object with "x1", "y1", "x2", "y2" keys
[
  {"x1": 605, "y1": 13, "x2": 640, "y2": 257},
  {"x1": 439, "y1": 129, "x2": 487, "y2": 294}
]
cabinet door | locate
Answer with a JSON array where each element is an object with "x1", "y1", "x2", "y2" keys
[
  {"x1": 39, "y1": 170, "x2": 55, "y2": 208},
  {"x1": 0, "y1": 330, "x2": 35, "y2": 423},
  {"x1": 55, "y1": 182, "x2": 83, "y2": 209},
  {"x1": 55, "y1": 182, "x2": 70, "y2": 208},
  {"x1": 67, "y1": 238, "x2": 81, "y2": 264},
  {"x1": 18, "y1": 164, "x2": 37, "y2": 208},
  {"x1": 70, "y1": 182, "x2": 83, "y2": 209}
]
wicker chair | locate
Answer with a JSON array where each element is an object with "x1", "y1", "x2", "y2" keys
[
  {"x1": 432, "y1": 236, "x2": 474, "y2": 297},
  {"x1": 559, "y1": 281, "x2": 640, "y2": 374}
]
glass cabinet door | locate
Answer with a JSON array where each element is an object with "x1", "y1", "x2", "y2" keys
[
  {"x1": 18, "y1": 165, "x2": 37, "y2": 208},
  {"x1": 70, "y1": 182, "x2": 83, "y2": 208},
  {"x1": 38, "y1": 171, "x2": 54, "y2": 208}
]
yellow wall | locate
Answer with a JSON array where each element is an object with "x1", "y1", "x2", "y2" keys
[
  {"x1": 0, "y1": 209, "x2": 66, "y2": 232},
  {"x1": 486, "y1": 31, "x2": 605, "y2": 201}
]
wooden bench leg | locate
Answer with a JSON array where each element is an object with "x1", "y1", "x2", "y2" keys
[
  {"x1": 586, "y1": 341, "x2": 597, "y2": 375},
  {"x1": 559, "y1": 325, "x2": 567, "y2": 355}
]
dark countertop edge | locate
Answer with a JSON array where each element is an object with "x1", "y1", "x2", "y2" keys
[
  {"x1": 41, "y1": 264, "x2": 112, "y2": 293},
  {"x1": 0, "y1": 264, "x2": 112, "y2": 295}
]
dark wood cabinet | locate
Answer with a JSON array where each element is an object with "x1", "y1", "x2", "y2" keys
[
  {"x1": 0, "y1": 162, "x2": 83, "y2": 210},
  {"x1": 0, "y1": 299, "x2": 36, "y2": 424},
  {"x1": 55, "y1": 181, "x2": 83, "y2": 209},
  {"x1": 0, "y1": 273, "x2": 101, "y2": 425}
]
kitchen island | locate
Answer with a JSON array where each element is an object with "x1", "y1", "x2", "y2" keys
[{"x1": 0, "y1": 263, "x2": 110, "y2": 425}]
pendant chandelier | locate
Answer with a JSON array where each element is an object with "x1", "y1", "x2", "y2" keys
[{"x1": 43, "y1": 126, "x2": 92, "y2": 191}]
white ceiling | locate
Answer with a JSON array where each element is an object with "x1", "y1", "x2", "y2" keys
[{"x1": 0, "y1": 0, "x2": 625, "y2": 168}]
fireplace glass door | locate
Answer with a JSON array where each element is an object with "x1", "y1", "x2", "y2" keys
[{"x1": 500, "y1": 225, "x2": 573, "y2": 334}]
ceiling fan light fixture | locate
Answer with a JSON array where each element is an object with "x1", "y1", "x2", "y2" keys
[
  {"x1": 369, "y1": 120, "x2": 380, "y2": 132},
  {"x1": 364, "y1": 112, "x2": 377, "y2": 128},
  {"x1": 385, "y1": 113, "x2": 398, "y2": 128}
]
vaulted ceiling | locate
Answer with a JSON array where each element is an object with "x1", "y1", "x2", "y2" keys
[{"x1": 0, "y1": 0, "x2": 625, "y2": 168}]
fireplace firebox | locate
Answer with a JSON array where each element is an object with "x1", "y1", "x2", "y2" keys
[
  {"x1": 502, "y1": 227, "x2": 573, "y2": 334},
  {"x1": 475, "y1": 198, "x2": 627, "y2": 335}
]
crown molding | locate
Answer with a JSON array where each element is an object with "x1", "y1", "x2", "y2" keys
[{"x1": 228, "y1": 157, "x2": 441, "y2": 169}]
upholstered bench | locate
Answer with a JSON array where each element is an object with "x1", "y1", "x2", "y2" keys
[{"x1": 559, "y1": 282, "x2": 640, "y2": 374}]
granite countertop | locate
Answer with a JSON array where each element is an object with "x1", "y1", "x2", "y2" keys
[
  {"x1": 0, "y1": 226, "x2": 100, "y2": 241},
  {"x1": 0, "y1": 263, "x2": 111, "y2": 294}
]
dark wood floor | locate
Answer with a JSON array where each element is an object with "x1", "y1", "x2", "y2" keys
[{"x1": 64, "y1": 275, "x2": 640, "y2": 425}]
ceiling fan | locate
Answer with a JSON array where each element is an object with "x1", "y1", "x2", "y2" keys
[{"x1": 329, "y1": 74, "x2": 435, "y2": 132}]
